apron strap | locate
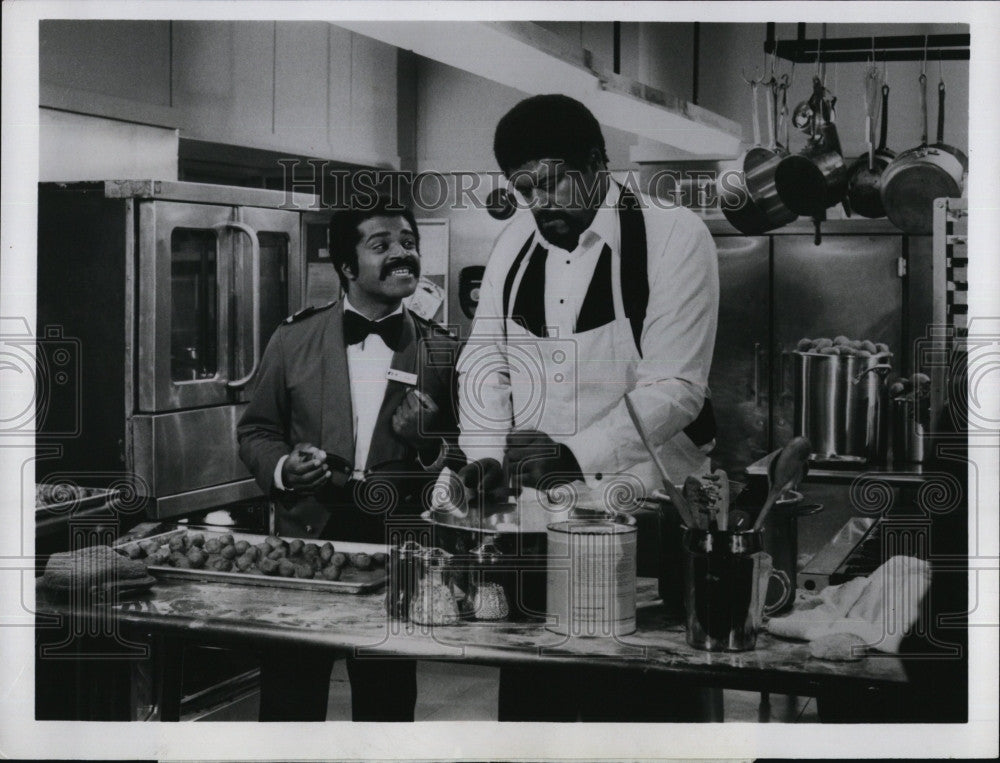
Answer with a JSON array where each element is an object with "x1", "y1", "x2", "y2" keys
[
  {"x1": 502, "y1": 233, "x2": 538, "y2": 342},
  {"x1": 618, "y1": 188, "x2": 648, "y2": 356},
  {"x1": 509, "y1": 244, "x2": 549, "y2": 337},
  {"x1": 618, "y1": 186, "x2": 717, "y2": 448}
]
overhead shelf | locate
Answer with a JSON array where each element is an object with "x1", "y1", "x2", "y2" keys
[{"x1": 336, "y1": 21, "x2": 742, "y2": 157}]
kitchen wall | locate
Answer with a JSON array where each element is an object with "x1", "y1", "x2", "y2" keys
[
  {"x1": 411, "y1": 56, "x2": 639, "y2": 173},
  {"x1": 698, "y1": 23, "x2": 970, "y2": 157},
  {"x1": 40, "y1": 20, "x2": 401, "y2": 170}
]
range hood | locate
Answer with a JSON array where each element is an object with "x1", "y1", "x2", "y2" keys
[{"x1": 336, "y1": 21, "x2": 742, "y2": 157}]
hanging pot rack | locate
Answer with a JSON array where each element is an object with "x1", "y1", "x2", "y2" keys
[{"x1": 763, "y1": 26, "x2": 969, "y2": 64}]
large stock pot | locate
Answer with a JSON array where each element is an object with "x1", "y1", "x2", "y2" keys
[{"x1": 790, "y1": 350, "x2": 893, "y2": 464}]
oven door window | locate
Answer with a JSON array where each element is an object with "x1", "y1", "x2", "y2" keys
[{"x1": 171, "y1": 228, "x2": 220, "y2": 382}]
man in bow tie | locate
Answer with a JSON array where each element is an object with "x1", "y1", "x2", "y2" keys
[{"x1": 238, "y1": 196, "x2": 462, "y2": 722}]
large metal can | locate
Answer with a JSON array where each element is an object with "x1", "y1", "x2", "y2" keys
[{"x1": 546, "y1": 517, "x2": 637, "y2": 638}]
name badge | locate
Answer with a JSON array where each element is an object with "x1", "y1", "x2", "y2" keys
[{"x1": 386, "y1": 368, "x2": 418, "y2": 386}]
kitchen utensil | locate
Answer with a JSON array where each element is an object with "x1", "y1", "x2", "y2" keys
[
  {"x1": 847, "y1": 83, "x2": 896, "y2": 218},
  {"x1": 429, "y1": 466, "x2": 470, "y2": 519},
  {"x1": 387, "y1": 540, "x2": 423, "y2": 620},
  {"x1": 891, "y1": 393, "x2": 929, "y2": 466},
  {"x1": 753, "y1": 437, "x2": 811, "y2": 532},
  {"x1": 623, "y1": 394, "x2": 697, "y2": 528},
  {"x1": 759, "y1": 490, "x2": 824, "y2": 614},
  {"x1": 464, "y1": 541, "x2": 510, "y2": 621},
  {"x1": 681, "y1": 527, "x2": 784, "y2": 651},
  {"x1": 722, "y1": 77, "x2": 798, "y2": 235},
  {"x1": 774, "y1": 77, "x2": 849, "y2": 218},
  {"x1": 881, "y1": 75, "x2": 967, "y2": 234},
  {"x1": 421, "y1": 507, "x2": 548, "y2": 620},
  {"x1": 791, "y1": 349, "x2": 893, "y2": 463},
  {"x1": 409, "y1": 547, "x2": 460, "y2": 625},
  {"x1": 546, "y1": 515, "x2": 638, "y2": 637}
]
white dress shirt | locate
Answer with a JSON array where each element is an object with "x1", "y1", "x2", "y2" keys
[{"x1": 274, "y1": 298, "x2": 401, "y2": 487}]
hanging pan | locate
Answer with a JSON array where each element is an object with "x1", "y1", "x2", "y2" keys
[{"x1": 880, "y1": 73, "x2": 967, "y2": 234}]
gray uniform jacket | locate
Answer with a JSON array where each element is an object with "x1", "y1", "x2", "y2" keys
[{"x1": 237, "y1": 299, "x2": 461, "y2": 539}]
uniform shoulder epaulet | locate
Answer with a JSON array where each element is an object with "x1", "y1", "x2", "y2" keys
[
  {"x1": 283, "y1": 301, "x2": 336, "y2": 324},
  {"x1": 410, "y1": 311, "x2": 457, "y2": 339}
]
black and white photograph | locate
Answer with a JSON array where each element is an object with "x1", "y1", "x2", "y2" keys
[{"x1": 1, "y1": 1, "x2": 997, "y2": 760}]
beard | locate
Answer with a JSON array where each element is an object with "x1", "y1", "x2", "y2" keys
[{"x1": 534, "y1": 213, "x2": 582, "y2": 251}]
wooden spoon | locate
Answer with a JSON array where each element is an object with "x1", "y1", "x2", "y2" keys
[{"x1": 754, "y1": 437, "x2": 812, "y2": 531}]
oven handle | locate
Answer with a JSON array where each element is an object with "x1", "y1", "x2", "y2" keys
[{"x1": 217, "y1": 221, "x2": 261, "y2": 389}]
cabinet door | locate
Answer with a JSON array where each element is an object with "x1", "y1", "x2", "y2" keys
[
  {"x1": 710, "y1": 236, "x2": 770, "y2": 475},
  {"x1": 771, "y1": 235, "x2": 903, "y2": 446}
]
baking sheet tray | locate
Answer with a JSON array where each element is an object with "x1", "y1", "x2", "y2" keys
[
  {"x1": 116, "y1": 528, "x2": 387, "y2": 595},
  {"x1": 36, "y1": 486, "x2": 118, "y2": 515}
]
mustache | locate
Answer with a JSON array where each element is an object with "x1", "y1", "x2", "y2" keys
[{"x1": 379, "y1": 255, "x2": 421, "y2": 280}]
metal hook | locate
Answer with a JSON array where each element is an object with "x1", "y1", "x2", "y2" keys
[{"x1": 921, "y1": 35, "x2": 928, "y2": 76}]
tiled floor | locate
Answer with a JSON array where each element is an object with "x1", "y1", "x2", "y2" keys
[{"x1": 196, "y1": 661, "x2": 816, "y2": 722}]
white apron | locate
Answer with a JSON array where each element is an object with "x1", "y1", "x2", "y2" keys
[{"x1": 502, "y1": 232, "x2": 711, "y2": 513}]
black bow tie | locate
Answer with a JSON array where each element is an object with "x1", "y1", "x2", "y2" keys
[{"x1": 343, "y1": 310, "x2": 405, "y2": 351}]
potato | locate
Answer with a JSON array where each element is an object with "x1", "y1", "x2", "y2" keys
[
  {"x1": 220, "y1": 545, "x2": 238, "y2": 560},
  {"x1": 186, "y1": 548, "x2": 207, "y2": 569},
  {"x1": 139, "y1": 540, "x2": 160, "y2": 556},
  {"x1": 254, "y1": 543, "x2": 270, "y2": 558},
  {"x1": 267, "y1": 546, "x2": 288, "y2": 560},
  {"x1": 148, "y1": 549, "x2": 171, "y2": 565},
  {"x1": 875, "y1": 342, "x2": 890, "y2": 354},
  {"x1": 319, "y1": 543, "x2": 334, "y2": 563},
  {"x1": 245, "y1": 546, "x2": 260, "y2": 562},
  {"x1": 235, "y1": 554, "x2": 255, "y2": 572},
  {"x1": 121, "y1": 543, "x2": 143, "y2": 560},
  {"x1": 856, "y1": 349, "x2": 872, "y2": 358},
  {"x1": 351, "y1": 553, "x2": 372, "y2": 571},
  {"x1": 294, "y1": 563, "x2": 313, "y2": 579},
  {"x1": 321, "y1": 565, "x2": 342, "y2": 581},
  {"x1": 289, "y1": 539, "x2": 305, "y2": 557},
  {"x1": 303, "y1": 543, "x2": 319, "y2": 558},
  {"x1": 860, "y1": 340, "x2": 877, "y2": 354},
  {"x1": 219, "y1": 533, "x2": 235, "y2": 547},
  {"x1": 173, "y1": 556, "x2": 192, "y2": 569},
  {"x1": 234, "y1": 540, "x2": 250, "y2": 555},
  {"x1": 371, "y1": 552, "x2": 388, "y2": 568},
  {"x1": 188, "y1": 532, "x2": 206, "y2": 548},
  {"x1": 265, "y1": 535, "x2": 283, "y2": 549},
  {"x1": 812, "y1": 338, "x2": 833, "y2": 350},
  {"x1": 309, "y1": 555, "x2": 324, "y2": 571},
  {"x1": 819, "y1": 346, "x2": 839, "y2": 355},
  {"x1": 259, "y1": 558, "x2": 278, "y2": 576},
  {"x1": 833, "y1": 335, "x2": 850, "y2": 345},
  {"x1": 837, "y1": 345, "x2": 855, "y2": 356},
  {"x1": 204, "y1": 539, "x2": 222, "y2": 555},
  {"x1": 168, "y1": 535, "x2": 186, "y2": 552},
  {"x1": 332, "y1": 552, "x2": 348, "y2": 568},
  {"x1": 796, "y1": 338, "x2": 813, "y2": 351},
  {"x1": 278, "y1": 559, "x2": 296, "y2": 578},
  {"x1": 210, "y1": 557, "x2": 233, "y2": 572}
]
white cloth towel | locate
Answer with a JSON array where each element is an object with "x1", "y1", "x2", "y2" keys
[{"x1": 767, "y1": 555, "x2": 931, "y2": 654}]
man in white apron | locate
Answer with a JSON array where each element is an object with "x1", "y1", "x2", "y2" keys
[{"x1": 456, "y1": 94, "x2": 719, "y2": 721}]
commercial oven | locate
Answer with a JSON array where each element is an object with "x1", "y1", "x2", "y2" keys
[{"x1": 36, "y1": 180, "x2": 316, "y2": 518}]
